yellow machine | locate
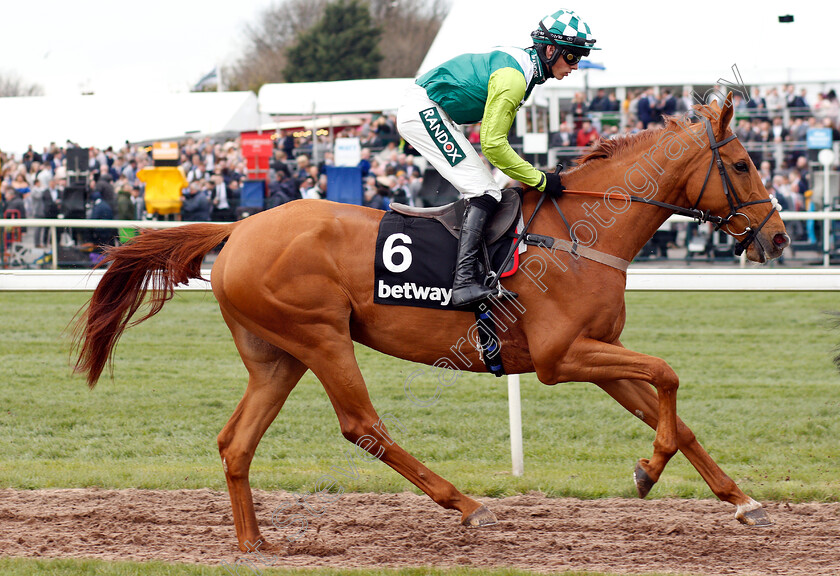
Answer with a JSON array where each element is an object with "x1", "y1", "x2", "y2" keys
[{"x1": 137, "y1": 142, "x2": 187, "y2": 216}]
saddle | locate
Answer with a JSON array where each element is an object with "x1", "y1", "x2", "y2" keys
[{"x1": 389, "y1": 188, "x2": 521, "y2": 244}]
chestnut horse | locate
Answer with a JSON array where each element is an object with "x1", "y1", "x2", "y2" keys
[{"x1": 74, "y1": 96, "x2": 789, "y2": 551}]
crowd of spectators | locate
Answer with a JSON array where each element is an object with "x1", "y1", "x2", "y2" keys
[
  {"x1": 0, "y1": 111, "x2": 433, "y2": 260},
  {"x1": 552, "y1": 85, "x2": 839, "y2": 152},
  {"x1": 2, "y1": 84, "x2": 839, "y2": 263}
]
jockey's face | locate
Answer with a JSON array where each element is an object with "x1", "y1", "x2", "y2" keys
[{"x1": 545, "y1": 45, "x2": 578, "y2": 80}]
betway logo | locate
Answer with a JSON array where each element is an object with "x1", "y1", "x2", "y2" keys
[
  {"x1": 420, "y1": 107, "x2": 465, "y2": 167},
  {"x1": 378, "y1": 280, "x2": 452, "y2": 307}
]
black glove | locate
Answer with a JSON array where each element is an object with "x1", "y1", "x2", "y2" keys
[{"x1": 542, "y1": 172, "x2": 565, "y2": 198}]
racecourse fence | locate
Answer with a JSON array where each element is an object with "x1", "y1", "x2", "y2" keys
[{"x1": 4, "y1": 267, "x2": 840, "y2": 291}]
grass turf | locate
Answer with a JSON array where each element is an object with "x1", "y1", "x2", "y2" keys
[{"x1": 0, "y1": 291, "x2": 838, "y2": 501}]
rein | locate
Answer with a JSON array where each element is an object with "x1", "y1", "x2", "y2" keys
[
  {"x1": 560, "y1": 187, "x2": 728, "y2": 226},
  {"x1": 488, "y1": 116, "x2": 780, "y2": 288}
]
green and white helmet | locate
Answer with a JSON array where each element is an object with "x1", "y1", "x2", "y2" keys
[{"x1": 531, "y1": 9, "x2": 599, "y2": 55}]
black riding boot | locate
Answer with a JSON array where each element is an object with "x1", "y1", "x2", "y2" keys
[{"x1": 451, "y1": 195, "x2": 498, "y2": 307}]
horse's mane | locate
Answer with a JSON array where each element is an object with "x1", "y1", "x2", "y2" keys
[{"x1": 571, "y1": 116, "x2": 683, "y2": 169}]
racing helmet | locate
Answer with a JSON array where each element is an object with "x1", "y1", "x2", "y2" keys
[{"x1": 531, "y1": 9, "x2": 599, "y2": 69}]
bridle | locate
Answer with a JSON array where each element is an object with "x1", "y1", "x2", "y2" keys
[
  {"x1": 555, "y1": 116, "x2": 779, "y2": 257},
  {"x1": 690, "y1": 116, "x2": 778, "y2": 256}
]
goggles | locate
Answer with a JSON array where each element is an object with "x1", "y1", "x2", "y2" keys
[{"x1": 560, "y1": 49, "x2": 586, "y2": 66}]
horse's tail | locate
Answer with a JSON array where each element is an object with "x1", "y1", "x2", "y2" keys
[{"x1": 72, "y1": 222, "x2": 238, "y2": 388}]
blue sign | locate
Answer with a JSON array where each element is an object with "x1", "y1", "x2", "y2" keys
[
  {"x1": 807, "y1": 128, "x2": 833, "y2": 150},
  {"x1": 578, "y1": 61, "x2": 606, "y2": 70},
  {"x1": 326, "y1": 166, "x2": 363, "y2": 205}
]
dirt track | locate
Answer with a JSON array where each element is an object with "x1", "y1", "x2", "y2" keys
[{"x1": 1, "y1": 489, "x2": 839, "y2": 575}]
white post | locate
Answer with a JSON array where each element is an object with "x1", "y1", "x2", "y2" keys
[
  {"x1": 507, "y1": 374, "x2": 524, "y2": 477},
  {"x1": 548, "y1": 91, "x2": 560, "y2": 133},
  {"x1": 312, "y1": 103, "x2": 319, "y2": 166},
  {"x1": 825, "y1": 167, "x2": 831, "y2": 267},
  {"x1": 819, "y1": 149, "x2": 835, "y2": 267},
  {"x1": 51, "y1": 225, "x2": 58, "y2": 270}
]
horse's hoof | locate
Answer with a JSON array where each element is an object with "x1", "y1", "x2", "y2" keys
[
  {"x1": 735, "y1": 500, "x2": 772, "y2": 527},
  {"x1": 462, "y1": 504, "x2": 497, "y2": 527},
  {"x1": 239, "y1": 536, "x2": 280, "y2": 553},
  {"x1": 634, "y1": 460, "x2": 656, "y2": 499}
]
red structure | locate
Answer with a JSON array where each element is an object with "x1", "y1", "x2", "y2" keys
[{"x1": 240, "y1": 132, "x2": 274, "y2": 181}]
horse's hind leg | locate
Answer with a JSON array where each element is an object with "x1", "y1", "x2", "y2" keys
[
  {"x1": 307, "y1": 339, "x2": 495, "y2": 527},
  {"x1": 217, "y1": 315, "x2": 308, "y2": 551},
  {"x1": 596, "y1": 377, "x2": 771, "y2": 526}
]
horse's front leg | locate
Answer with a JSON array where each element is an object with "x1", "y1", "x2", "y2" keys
[
  {"x1": 596, "y1": 376, "x2": 771, "y2": 526},
  {"x1": 542, "y1": 338, "x2": 680, "y2": 496}
]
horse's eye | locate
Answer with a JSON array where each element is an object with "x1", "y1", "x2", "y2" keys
[{"x1": 734, "y1": 161, "x2": 750, "y2": 173}]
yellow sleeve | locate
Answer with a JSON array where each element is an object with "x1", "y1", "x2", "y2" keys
[{"x1": 479, "y1": 68, "x2": 546, "y2": 191}]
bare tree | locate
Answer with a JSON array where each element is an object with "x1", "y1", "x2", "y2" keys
[
  {"x1": 373, "y1": 0, "x2": 450, "y2": 78},
  {"x1": 225, "y1": 0, "x2": 328, "y2": 92},
  {"x1": 0, "y1": 72, "x2": 44, "y2": 97}
]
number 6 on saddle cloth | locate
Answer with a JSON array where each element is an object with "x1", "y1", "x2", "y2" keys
[{"x1": 373, "y1": 188, "x2": 524, "y2": 312}]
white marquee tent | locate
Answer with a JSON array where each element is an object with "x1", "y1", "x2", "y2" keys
[
  {"x1": 258, "y1": 77, "x2": 415, "y2": 116},
  {"x1": 0, "y1": 91, "x2": 261, "y2": 156}
]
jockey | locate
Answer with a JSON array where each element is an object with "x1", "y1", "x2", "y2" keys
[{"x1": 397, "y1": 9, "x2": 599, "y2": 307}]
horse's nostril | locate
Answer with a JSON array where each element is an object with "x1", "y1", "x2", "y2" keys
[{"x1": 773, "y1": 233, "x2": 789, "y2": 247}]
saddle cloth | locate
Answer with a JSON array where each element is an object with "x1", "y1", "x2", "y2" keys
[{"x1": 374, "y1": 191, "x2": 523, "y2": 310}]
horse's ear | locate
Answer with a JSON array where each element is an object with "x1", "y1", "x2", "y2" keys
[
  {"x1": 706, "y1": 98, "x2": 721, "y2": 117},
  {"x1": 717, "y1": 92, "x2": 735, "y2": 138}
]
